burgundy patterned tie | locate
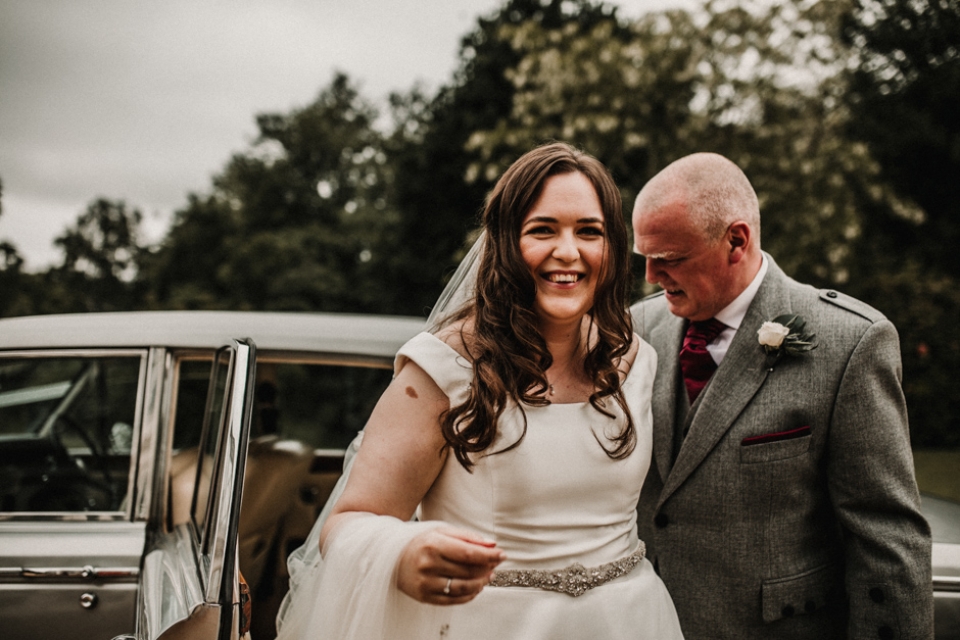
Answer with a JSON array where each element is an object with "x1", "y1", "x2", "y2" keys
[{"x1": 679, "y1": 318, "x2": 726, "y2": 403}]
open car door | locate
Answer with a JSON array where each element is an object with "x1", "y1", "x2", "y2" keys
[{"x1": 135, "y1": 339, "x2": 255, "y2": 640}]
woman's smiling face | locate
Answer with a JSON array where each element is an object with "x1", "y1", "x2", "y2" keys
[{"x1": 519, "y1": 171, "x2": 607, "y2": 328}]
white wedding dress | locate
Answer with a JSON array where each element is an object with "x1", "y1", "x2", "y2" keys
[{"x1": 276, "y1": 332, "x2": 683, "y2": 640}]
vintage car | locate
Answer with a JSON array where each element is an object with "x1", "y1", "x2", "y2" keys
[
  {"x1": 0, "y1": 310, "x2": 422, "y2": 640},
  {"x1": 926, "y1": 494, "x2": 960, "y2": 636},
  {"x1": 0, "y1": 311, "x2": 957, "y2": 639}
]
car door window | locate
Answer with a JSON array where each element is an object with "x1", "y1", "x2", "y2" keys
[
  {"x1": 164, "y1": 353, "x2": 394, "y2": 638},
  {"x1": 252, "y1": 360, "x2": 393, "y2": 448},
  {"x1": 0, "y1": 353, "x2": 143, "y2": 513}
]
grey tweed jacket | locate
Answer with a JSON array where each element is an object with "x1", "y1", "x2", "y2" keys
[{"x1": 630, "y1": 255, "x2": 933, "y2": 640}]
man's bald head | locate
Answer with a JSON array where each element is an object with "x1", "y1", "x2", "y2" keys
[
  {"x1": 632, "y1": 153, "x2": 763, "y2": 320},
  {"x1": 633, "y1": 152, "x2": 760, "y2": 246}
]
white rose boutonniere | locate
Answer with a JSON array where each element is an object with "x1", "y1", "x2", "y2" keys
[
  {"x1": 758, "y1": 322, "x2": 790, "y2": 349},
  {"x1": 758, "y1": 314, "x2": 817, "y2": 360}
]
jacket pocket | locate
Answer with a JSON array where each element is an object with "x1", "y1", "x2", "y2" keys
[
  {"x1": 761, "y1": 563, "x2": 838, "y2": 623},
  {"x1": 742, "y1": 425, "x2": 810, "y2": 446},
  {"x1": 739, "y1": 432, "x2": 811, "y2": 463}
]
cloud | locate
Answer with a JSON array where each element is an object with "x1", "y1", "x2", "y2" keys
[{"x1": 0, "y1": 0, "x2": 686, "y2": 270}]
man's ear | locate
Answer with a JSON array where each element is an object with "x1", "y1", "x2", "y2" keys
[{"x1": 726, "y1": 221, "x2": 751, "y2": 263}]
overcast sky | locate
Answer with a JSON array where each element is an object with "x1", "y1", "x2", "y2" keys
[{"x1": 0, "y1": 0, "x2": 690, "y2": 270}]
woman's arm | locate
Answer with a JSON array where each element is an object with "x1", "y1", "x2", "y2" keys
[{"x1": 321, "y1": 358, "x2": 504, "y2": 604}]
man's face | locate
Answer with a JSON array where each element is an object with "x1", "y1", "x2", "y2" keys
[{"x1": 634, "y1": 200, "x2": 736, "y2": 321}]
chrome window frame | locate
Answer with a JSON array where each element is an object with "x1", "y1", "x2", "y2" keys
[
  {"x1": 0, "y1": 348, "x2": 148, "y2": 523},
  {"x1": 132, "y1": 347, "x2": 167, "y2": 522}
]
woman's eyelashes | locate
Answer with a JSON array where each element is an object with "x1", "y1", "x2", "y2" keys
[{"x1": 523, "y1": 223, "x2": 604, "y2": 237}]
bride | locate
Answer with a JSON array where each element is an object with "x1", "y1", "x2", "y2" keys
[{"x1": 276, "y1": 142, "x2": 683, "y2": 639}]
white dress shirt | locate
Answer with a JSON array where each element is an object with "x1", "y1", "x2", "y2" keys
[{"x1": 708, "y1": 254, "x2": 768, "y2": 365}]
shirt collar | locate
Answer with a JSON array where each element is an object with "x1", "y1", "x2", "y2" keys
[{"x1": 714, "y1": 254, "x2": 768, "y2": 331}]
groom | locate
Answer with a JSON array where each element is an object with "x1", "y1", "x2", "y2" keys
[{"x1": 630, "y1": 153, "x2": 933, "y2": 639}]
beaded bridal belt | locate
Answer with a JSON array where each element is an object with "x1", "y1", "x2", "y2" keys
[{"x1": 488, "y1": 542, "x2": 645, "y2": 597}]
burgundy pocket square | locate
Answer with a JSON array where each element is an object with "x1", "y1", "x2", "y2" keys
[{"x1": 741, "y1": 426, "x2": 811, "y2": 446}]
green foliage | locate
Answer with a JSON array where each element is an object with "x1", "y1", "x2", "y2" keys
[
  {"x1": 843, "y1": 0, "x2": 960, "y2": 277},
  {"x1": 142, "y1": 73, "x2": 401, "y2": 313},
  {"x1": 460, "y1": 0, "x2": 901, "y2": 297},
  {"x1": 0, "y1": 241, "x2": 37, "y2": 318},
  {"x1": 464, "y1": 7, "x2": 700, "y2": 191},
  {"x1": 36, "y1": 198, "x2": 147, "y2": 313},
  {"x1": 385, "y1": 0, "x2": 629, "y2": 316},
  {"x1": 840, "y1": 0, "x2": 960, "y2": 445}
]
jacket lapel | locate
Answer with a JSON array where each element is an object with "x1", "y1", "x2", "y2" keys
[
  {"x1": 657, "y1": 258, "x2": 789, "y2": 508},
  {"x1": 647, "y1": 309, "x2": 685, "y2": 483}
]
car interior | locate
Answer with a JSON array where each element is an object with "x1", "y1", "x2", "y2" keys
[
  {"x1": 0, "y1": 355, "x2": 142, "y2": 513},
  {"x1": 166, "y1": 352, "x2": 394, "y2": 639}
]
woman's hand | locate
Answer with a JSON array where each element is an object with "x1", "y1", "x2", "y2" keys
[{"x1": 396, "y1": 526, "x2": 506, "y2": 605}]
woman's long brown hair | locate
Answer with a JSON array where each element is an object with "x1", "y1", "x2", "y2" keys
[{"x1": 441, "y1": 142, "x2": 635, "y2": 470}]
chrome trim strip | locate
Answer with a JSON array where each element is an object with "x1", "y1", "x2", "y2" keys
[
  {"x1": 0, "y1": 348, "x2": 147, "y2": 359},
  {"x1": 132, "y1": 347, "x2": 165, "y2": 522},
  {"x1": 151, "y1": 349, "x2": 179, "y2": 527},
  {"x1": 124, "y1": 348, "x2": 149, "y2": 521},
  {"x1": 255, "y1": 352, "x2": 394, "y2": 367},
  {"x1": 0, "y1": 511, "x2": 126, "y2": 522},
  {"x1": 934, "y1": 576, "x2": 960, "y2": 592},
  {"x1": 0, "y1": 565, "x2": 139, "y2": 580}
]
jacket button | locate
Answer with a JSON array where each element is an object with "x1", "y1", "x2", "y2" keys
[
  {"x1": 869, "y1": 587, "x2": 885, "y2": 604},
  {"x1": 878, "y1": 625, "x2": 894, "y2": 640},
  {"x1": 781, "y1": 605, "x2": 795, "y2": 618},
  {"x1": 826, "y1": 290, "x2": 838, "y2": 298},
  {"x1": 654, "y1": 513, "x2": 669, "y2": 528},
  {"x1": 804, "y1": 600, "x2": 817, "y2": 614}
]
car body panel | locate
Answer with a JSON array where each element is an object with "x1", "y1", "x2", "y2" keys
[
  {"x1": 0, "y1": 521, "x2": 143, "y2": 639},
  {"x1": 0, "y1": 311, "x2": 422, "y2": 640},
  {"x1": 0, "y1": 310, "x2": 422, "y2": 355},
  {"x1": 924, "y1": 494, "x2": 960, "y2": 638}
]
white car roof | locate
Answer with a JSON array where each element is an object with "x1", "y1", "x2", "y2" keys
[{"x1": 0, "y1": 311, "x2": 425, "y2": 357}]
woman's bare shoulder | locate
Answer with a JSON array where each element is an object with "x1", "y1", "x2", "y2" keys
[{"x1": 434, "y1": 317, "x2": 476, "y2": 360}]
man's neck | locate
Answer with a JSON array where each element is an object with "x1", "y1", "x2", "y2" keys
[{"x1": 715, "y1": 253, "x2": 767, "y2": 330}]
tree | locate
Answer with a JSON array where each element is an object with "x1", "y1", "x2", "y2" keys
[
  {"x1": 842, "y1": 0, "x2": 960, "y2": 445},
  {"x1": 384, "y1": 0, "x2": 629, "y2": 316},
  {"x1": 462, "y1": 0, "x2": 889, "y2": 293},
  {"x1": 0, "y1": 239, "x2": 37, "y2": 318},
  {"x1": 142, "y1": 73, "x2": 402, "y2": 313},
  {"x1": 36, "y1": 198, "x2": 147, "y2": 313},
  {"x1": 843, "y1": 0, "x2": 960, "y2": 277}
]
